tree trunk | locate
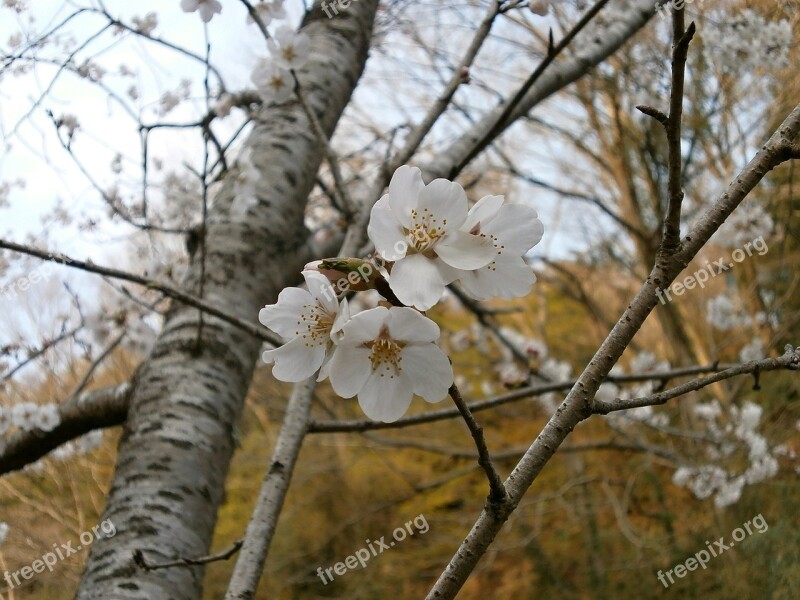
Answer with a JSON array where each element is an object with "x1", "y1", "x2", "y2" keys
[{"x1": 74, "y1": 3, "x2": 379, "y2": 598}]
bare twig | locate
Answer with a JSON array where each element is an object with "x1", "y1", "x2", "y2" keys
[
  {"x1": 133, "y1": 539, "x2": 243, "y2": 571},
  {"x1": 593, "y1": 348, "x2": 800, "y2": 414},
  {"x1": 448, "y1": 384, "x2": 507, "y2": 503},
  {"x1": 0, "y1": 239, "x2": 280, "y2": 346}
]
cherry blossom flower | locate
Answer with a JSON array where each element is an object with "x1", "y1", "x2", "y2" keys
[
  {"x1": 35, "y1": 404, "x2": 61, "y2": 432},
  {"x1": 251, "y1": 60, "x2": 294, "y2": 104},
  {"x1": 326, "y1": 306, "x2": 453, "y2": 422},
  {"x1": 11, "y1": 402, "x2": 38, "y2": 431},
  {"x1": 268, "y1": 25, "x2": 311, "y2": 71},
  {"x1": 368, "y1": 166, "x2": 496, "y2": 310},
  {"x1": 180, "y1": 0, "x2": 222, "y2": 22},
  {"x1": 259, "y1": 270, "x2": 347, "y2": 382},
  {"x1": 247, "y1": 0, "x2": 286, "y2": 26},
  {"x1": 455, "y1": 195, "x2": 544, "y2": 301}
]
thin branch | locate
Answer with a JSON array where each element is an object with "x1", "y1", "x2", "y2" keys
[
  {"x1": 593, "y1": 348, "x2": 800, "y2": 414},
  {"x1": 133, "y1": 539, "x2": 243, "y2": 571},
  {"x1": 224, "y1": 377, "x2": 316, "y2": 599},
  {"x1": 661, "y1": 15, "x2": 696, "y2": 252},
  {"x1": 449, "y1": 0, "x2": 613, "y2": 178},
  {"x1": 309, "y1": 362, "x2": 747, "y2": 433},
  {"x1": 0, "y1": 239, "x2": 280, "y2": 346},
  {"x1": 448, "y1": 383, "x2": 507, "y2": 503}
]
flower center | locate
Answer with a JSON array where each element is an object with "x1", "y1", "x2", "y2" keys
[
  {"x1": 368, "y1": 336, "x2": 404, "y2": 378},
  {"x1": 296, "y1": 303, "x2": 334, "y2": 347},
  {"x1": 406, "y1": 207, "x2": 447, "y2": 254}
]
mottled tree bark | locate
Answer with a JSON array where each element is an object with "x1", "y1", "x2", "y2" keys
[{"x1": 74, "y1": 3, "x2": 379, "y2": 598}]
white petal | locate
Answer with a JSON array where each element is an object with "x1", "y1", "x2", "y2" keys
[
  {"x1": 386, "y1": 307, "x2": 440, "y2": 343},
  {"x1": 387, "y1": 166, "x2": 425, "y2": 228},
  {"x1": 338, "y1": 306, "x2": 390, "y2": 345},
  {"x1": 459, "y1": 256, "x2": 536, "y2": 300},
  {"x1": 368, "y1": 195, "x2": 407, "y2": 261},
  {"x1": 302, "y1": 270, "x2": 338, "y2": 314},
  {"x1": 464, "y1": 194, "x2": 504, "y2": 232},
  {"x1": 401, "y1": 344, "x2": 453, "y2": 403},
  {"x1": 435, "y1": 258, "x2": 460, "y2": 284},
  {"x1": 358, "y1": 371, "x2": 413, "y2": 422},
  {"x1": 388, "y1": 254, "x2": 445, "y2": 311},
  {"x1": 417, "y1": 178, "x2": 468, "y2": 231},
  {"x1": 482, "y1": 204, "x2": 544, "y2": 255},
  {"x1": 265, "y1": 338, "x2": 328, "y2": 382},
  {"x1": 436, "y1": 230, "x2": 496, "y2": 270},
  {"x1": 258, "y1": 287, "x2": 313, "y2": 338},
  {"x1": 328, "y1": 345, "x2": 372, "y2": 397}
]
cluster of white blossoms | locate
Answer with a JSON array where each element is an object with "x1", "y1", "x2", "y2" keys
[
  {"x1": 180, "y1": 0, "x2": 221, "y2": 23},
  {"x1": 259, "y1": 166, "x2": 544, "y2": 421},
  {"x1": 0, "y1": 522, "x2": 8, "y2": 546},
  {"x1": 702, "y1": 8, "x2": 792, "y2": 75},
  {"x1": 0, "y1": 402, "x2": 61, "y2": 435},
  {"x1": 251, "y1": 25, "x2": 310, "y2": 104},
  {"x1": 706, "y1": 293, "x2": 752, "y2": 331},
  {"x1": 369, "y1": 166, "x2": 543, "y2": 310},
  {"x1": 673, "y1": 400, "x2": 780, "y2": 508}
]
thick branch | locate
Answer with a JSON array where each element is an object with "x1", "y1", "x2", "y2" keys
[{"x1": 0, "y1": 383, "x2": 131, "y2": 475}]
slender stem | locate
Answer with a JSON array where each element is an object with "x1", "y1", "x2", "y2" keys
[{"x1": 448, "y1": 383, "x2": 507, "y2": 503}]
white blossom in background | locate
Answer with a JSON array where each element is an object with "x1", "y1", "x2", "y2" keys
[
  {"x1": 180, "y1": 0, "x2": 222, "y2": 22},
  {"x1": 0, "y1": 522, "x2": 8, "y2": 546},
  {"x1": 712, "y1": 202, "x2": 773, "y2": 249},
  {"x1": 368, "y1": 166, "x2": 496, "y2": 310},
  {"x1": 739, "y1": 338, "x2": 764, "y2": 363},
  {"x1": 251, "y1": 60, "x2": 294, "y2": 104},
  {"x1": 131, "y1": 12, "x2": 158, "y2": 35},
  {"x1": 259, "y1": 270, "x2": 348, "y2": 382},
  {"x1": 706, "y1": 294, "x2": 752, "y2": 330},
  {"x1": 158, "y1": 79, "x2": 191, "y2": 115},
  {"x1": 327, "y1": 306, "x2": 453, "y2": 422},
  {"x1": 497, "y1": 327, "x2": 547, "y2": 361},
  {"x1": 268, "y1": 25, "x2": 311, "y2": 71},
  {"x1": 76, "y1": 430, "x2": 104, "y2": 454},
  {"x1": 35, "y1": 404, "x2": 61, "y2": 432},
  {"x1": 11, "y1": 402, "x2": 38, "y2": 431},
  {"x1": 497, "y1": 362, "x2": 527, "y2": 388},
  {"x1": 456, "y1": 196, "x2": 544, "y2": 301},
  {"x1": 702, "y1": 9, "x2": 792, "y2": 75},
  {"x1": 58, "y1": 113, "x2": 79, "y2": 137},
  {"x1": 247, "y1": 0, "x2": 286, "y2": 26},
  {"x1": 53, "y1": 441, "x2": 76, "y2": 461},
  {"x1": 673, "y1": 400, "x2": 780, "y2": 507}
]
